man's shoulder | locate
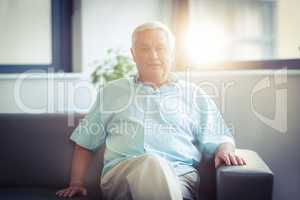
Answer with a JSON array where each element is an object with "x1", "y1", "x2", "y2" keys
[
  {"x1": 177, "y1": 79, "x2": 206, "y2": 94},
  {"x1": 94, "y1": 77, "x2": 135, "y2": 113},
  {"x1": 100, "y1": 77, "x2": 135, "y2": 93}
]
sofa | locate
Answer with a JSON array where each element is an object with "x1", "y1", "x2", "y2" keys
[{"x1": 0, "y1": 113, "x2": 273, "y2": 200}]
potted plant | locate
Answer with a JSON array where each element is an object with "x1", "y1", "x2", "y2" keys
[{"x1": 91, "y1": 49, "x2": 136, "y2": 87}]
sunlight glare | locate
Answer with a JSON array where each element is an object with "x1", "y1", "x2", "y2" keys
[{"x1": 185, "y1": 22, "x2": 230, "y2": 64}]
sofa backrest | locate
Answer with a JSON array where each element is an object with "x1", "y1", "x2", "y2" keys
[{"x1": 0, "y1": 113, "x2": 103, "y2": 192}]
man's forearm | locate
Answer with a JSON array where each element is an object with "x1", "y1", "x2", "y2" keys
[{"x1": 70, "y1": 144, "x2": 93, "y2": 186}]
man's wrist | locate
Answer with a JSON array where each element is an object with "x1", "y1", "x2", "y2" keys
[
  {"x1": 216, "y1": 142, "x2": 235, "y2": 155},
  {"x1": 70, "y1": 179, "x2": 85, "y2": 187}
]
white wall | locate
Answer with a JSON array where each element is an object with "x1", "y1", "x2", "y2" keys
[
  {"x1": 76, "y1": 0, "x2": 173, "y2": 73},
  {"x1": 0, "y1": 73, "x2": 96, "y2": 113}
]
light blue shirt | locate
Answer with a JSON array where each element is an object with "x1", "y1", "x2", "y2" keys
[{"x1": 70, "y1": 75, "x2": 235, "y2": 177}]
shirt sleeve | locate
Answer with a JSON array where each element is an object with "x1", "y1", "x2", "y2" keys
[
  {"x1": 70, "y1": 88, "x2": 107, "y2": 153},
  {"x1": 193, "y1": 87, "x2": 235, "y2": 156}
]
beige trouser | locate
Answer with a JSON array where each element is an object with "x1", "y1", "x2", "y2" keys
[{"x1": 100, "y1": 153, "x2": 199, "y2": 200}]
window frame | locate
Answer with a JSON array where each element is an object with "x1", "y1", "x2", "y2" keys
[
  {"x1": 183, "y1": 59, "x2": 300, "y2": 71},
  {"x1": 0, "y1": 0, "x2": 73, "y2": 73}
]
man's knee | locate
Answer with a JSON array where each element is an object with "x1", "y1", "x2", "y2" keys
[
  {"x1": 126, "y1": 153, "x2": 172, "y2": 182},
  {"x1": 139, "y1": 153, "x2": 168, "y2": 165}
]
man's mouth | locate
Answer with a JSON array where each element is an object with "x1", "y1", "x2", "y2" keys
[{"x1": 148, "y1": 63, "x2": 161, "y2": 67}]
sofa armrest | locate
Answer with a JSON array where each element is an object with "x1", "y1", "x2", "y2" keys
[{"x1": 216, "y1": 149, "x2": 273, "y2": 200}]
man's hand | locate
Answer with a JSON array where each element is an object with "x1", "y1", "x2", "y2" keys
[
  {"x1": 56, "y1": 183, "x2": 87, "y2": 198},
  {"x1": 214, "y1": 142, "x2": 246, "y2": 168}
]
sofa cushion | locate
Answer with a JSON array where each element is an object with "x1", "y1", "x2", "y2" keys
[{"x1": 0, "y1": 188, "x2": 101, "y2": 200}]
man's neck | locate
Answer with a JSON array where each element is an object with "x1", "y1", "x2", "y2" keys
[{"x1": 137, "y1": 76, "x2": 170, "y2": 89}]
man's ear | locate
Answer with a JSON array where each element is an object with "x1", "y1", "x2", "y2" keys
[{"x1": 130, "y1": 48, "x2": 136, "y2": 62}]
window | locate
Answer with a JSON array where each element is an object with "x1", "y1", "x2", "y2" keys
[
  {"x1": 0, "y1": 0, "x2": 72, "y2": 73},
  {"x1": 187, "y1": 0, "x2": 275, "y2": 63},
  {"x1": 175, "y1": 0, "x2": 300, "y2": 69}
]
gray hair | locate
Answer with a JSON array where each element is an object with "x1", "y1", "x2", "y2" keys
[{"x1": 131, "y1": 21, "x2": 175, "y2": 50}]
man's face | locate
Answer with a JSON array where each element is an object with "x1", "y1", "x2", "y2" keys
[{"x1": 131, "y1": 29, "x2": 173, "y2": 84}]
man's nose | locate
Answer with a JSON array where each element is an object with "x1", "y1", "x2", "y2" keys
[{"x1": 148, "y1": 48, "x2": 159, "y2": 59}]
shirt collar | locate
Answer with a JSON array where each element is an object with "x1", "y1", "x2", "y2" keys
[
  {"x1": 133, "y1": 72, "x2": 179, "y2": 94},
  {"x1": 133, "y1": 72, "x2": 178, "y2": 85}
]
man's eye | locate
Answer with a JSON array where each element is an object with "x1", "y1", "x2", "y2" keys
[
  {"x1": 157, "y1": 47, "x2": 166, "y2": 51},
  {"x1": 141, "y1": 47, "x2": 150, "y2": 51}
]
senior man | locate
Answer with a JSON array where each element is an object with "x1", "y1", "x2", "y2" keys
[{"x1": 56, "y1": 22, "x2": 246, "y2": 200}]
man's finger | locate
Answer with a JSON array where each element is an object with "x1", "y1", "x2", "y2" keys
[
  {"x1": 235, "y1": 156, "x2": 243, "y2": 165},
  {"x1": 68, "y1": 189, "x2": 76, "y2": 198},
  {"x1": 61, "y1": 190, "x2": 68, "y2": 198},
  {"x1": 57, "y1": 190, "x2": 67, "y2": 197},
  {"x1": 229, "y1": 154, "x2": 238, "y2": 165},
  {"x1": 222, "y1": 154, "x2": 231, "y2": 165},
  {"x1": 241, "y1": 157, "x2": 247, "y2": 165},
  {"x1": 62, "y1": 189, "x2": 71, "y2": 198},
  {"x1": 56, "y1": 190, "x2": 63, "y2": 196},
  {"x1": 81, "y1": 188, "x2": 87, "y2": 196}
]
